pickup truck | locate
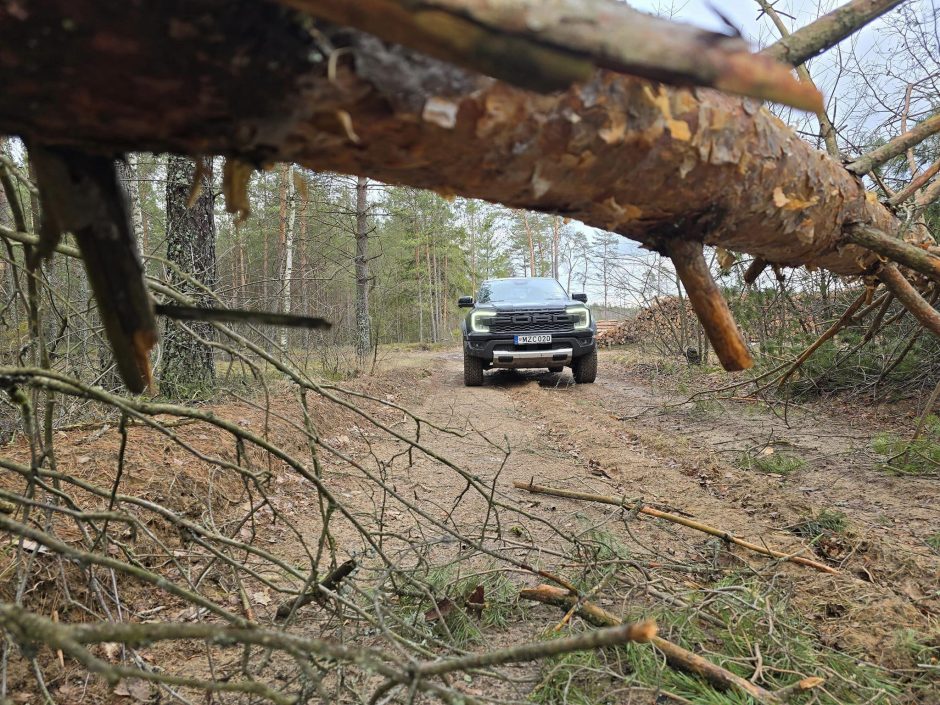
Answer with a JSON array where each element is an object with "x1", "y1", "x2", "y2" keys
[{"x1": 458, "y1": 277, "x2": 597, "y2": 386}]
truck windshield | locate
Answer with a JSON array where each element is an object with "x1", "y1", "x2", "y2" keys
[{"x1": 477, "y1": 279, "x2": 567, "y2": 303}]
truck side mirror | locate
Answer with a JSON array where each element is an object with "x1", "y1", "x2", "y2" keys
[
  {"x1": 573, "y1": 293, "x2": 588, "y2": 303},
  {"x1": 458, "y1": 296, "x2": 475, "y2": 308}
]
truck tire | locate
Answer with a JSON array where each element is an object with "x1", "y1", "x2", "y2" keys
[
  {"x1": 464, "y1": 351, "x2": 484, "y2": 386},
  {"x1": 548, "y1": 366, "x2": 564, "y2": 373},
  {"x1": 572, "y1": 348, "x2": 597, "y2": 384}
]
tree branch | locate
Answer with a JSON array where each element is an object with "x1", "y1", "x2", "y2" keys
[
  {"x1": 888, "y1": 157, "x2": 940, "y2": 207},
  {"x1": 762, "y1": 0, "x2": 906, "y2": 67},
  {"x1": 512, "y1": 482, "x2": 837, "y2": 573},
  {"x1": 844, "y1": 224, "x2": 940, "y2": 283},
  {"x1": 877, "y1": 264, "x2": 940, "y2": 336},
  {"x1": 756, "y1": 0, "x2": 839, "y2": 156},
  {"x1": 520, "y1": 584, "x2": 802, "y2": 705},
  {"x1": 846, "y1": 114, "x2": 940, "y2": 175},
  {"x1": 665, "y1": 238, "x2": 753, "y2": 371},
  {"x1": 282, "y1": 0, "x2": 822, "y2": 110}
]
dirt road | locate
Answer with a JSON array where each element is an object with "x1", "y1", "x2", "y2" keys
[{"x1": 322, "y1": 347, "x2": 939, "y2": 701}]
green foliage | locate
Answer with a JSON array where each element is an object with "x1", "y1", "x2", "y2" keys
[
  {"x1": 872, "y1": 415, "x2": 940, "y2": 475},
  {"x1": 740, "y1": 449, "x2": 806, "y2": 475},
  {"x1": 395, "y1": 563, "x2": 521, "y2": 648},
  {"x1": 790, "y1": 510, "x2": 848, "y2": 540},
  {"x1": 893, "y1": 628, "x2": 940, "y2": 668},
  {"x1": 532, "y1": 578, "x2": 911, "y2": 705}
]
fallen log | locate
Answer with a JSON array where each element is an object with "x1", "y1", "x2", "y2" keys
[
  {"x1": 513, "y1": 482, "x2": 837, "y2": 574},
  {"x1": 0, "y1": 1, "x2": 902, "y2": 277},
  {"x1": 522, "y1": 584, "x2": 825, "y2": 705}
]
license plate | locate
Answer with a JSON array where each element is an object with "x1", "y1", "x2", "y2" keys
[{"x1": 514, "y1": 334, "x2": 551, "y2": 344}]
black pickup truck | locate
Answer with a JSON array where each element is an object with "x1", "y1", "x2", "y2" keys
[{"x1": 458, "y1": 277, "x2": 597, "y2": 386}]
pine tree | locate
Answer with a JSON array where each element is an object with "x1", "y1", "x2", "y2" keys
[{"x1": 161, "y1": 155, "x2": 217, "y2": 398}]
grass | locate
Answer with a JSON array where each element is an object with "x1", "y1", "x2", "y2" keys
[
  {"x1": 690, "y1": 398, "x2": 725, "y2": 418},
  {"x1": 789, "y1": 509, "x2": 848, "y2": 540},
  {"x1": 927, "y1": 533, "x2": 940, "y2": 552},
  {"x1": 893, "y1": 628, "x2": 940, "y2": 669},
  {"x1": 394, "y1": 563, "x2": 522, "y2": 648},
  {"x1": 740, "y1": 449, "x2": 806, "y2": 475},
  {"x1": 872, "y1": 415, "x2": 940, "y2": 476}
]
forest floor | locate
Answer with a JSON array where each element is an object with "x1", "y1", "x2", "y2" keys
[
  {"x1": 306, "y1": 345, "x2": 938, "y2": 703},
  {"x1": 5, "y1": 346, "x2": 938, "y2": 704}
]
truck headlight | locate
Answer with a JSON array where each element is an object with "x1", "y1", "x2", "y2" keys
[
  {"x1": 566, "y1": 305, "x2": 591, "y2": 330},
  {"x1": 469, "y1": 310, "x2": 497, "y2": 333}
]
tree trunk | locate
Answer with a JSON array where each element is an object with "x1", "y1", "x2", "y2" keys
[
  {"x1": 523, "y1": 212, "x2": 536, "y2": 277},
  {"x1": 280, "y1": 166, "x2": 296, "y2": 352},
  {"x1": 161, "y1": 155, "x2": 217, "y2": 398},
  {"x1": 552, "y1": 216, "x2": 560, "y2": 280},
  {"x1": 416, "y1": 247, "x2": 424, "y2": 344},
  {"x1": 354, "y1": 175, "x2": 371, "y2": 361},
  {"x1": 117, "y1": 155, "x2": 146, "y2": 255}
]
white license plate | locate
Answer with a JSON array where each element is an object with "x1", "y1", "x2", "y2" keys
[{"x1": 514, "y1": 334, "x2": 551, "y2": 344}]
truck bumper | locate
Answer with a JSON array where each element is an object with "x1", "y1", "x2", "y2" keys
[
  {"x1": 490, "y1": 347, "x2": 573, "y2": 368},
  {"x1": 464, "y1": 332, "x2": 595, "y2": 365}
]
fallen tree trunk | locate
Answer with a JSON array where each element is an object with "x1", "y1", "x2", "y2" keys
[{"x1": 0, "y1": 1, "x2": 906, "y2": 279}]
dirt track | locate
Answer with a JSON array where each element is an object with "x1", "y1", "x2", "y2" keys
[{"x1": 349, "y1": 348, "x2": 938, "y2": 669}]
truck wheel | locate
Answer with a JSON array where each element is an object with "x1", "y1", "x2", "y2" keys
[
  {"x1": 548, "y1": 366, "x2": 564, "y2": 373},
  {"x1": 572, "y1": 348, "x2": 597, "y2": 384},
  {"x1": 464, "y1": 352, "x2": 484, "y2": 386}
]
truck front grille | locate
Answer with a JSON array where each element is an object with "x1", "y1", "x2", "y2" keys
[{"x1": 489, "y1": 312, "x2": 573, "y2": 333}]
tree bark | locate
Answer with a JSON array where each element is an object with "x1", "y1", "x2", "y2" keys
[
  {"x1": 280, "y1": 166, "x2": 297, "y2": 352},
  {"x1": 354, "y1": 176, "x2": 371, "y2": 360},
  {"x1": 0, "y1": 2, "x2": 918, "y2": 279},
  {"x1": 523, "y1": 212, "x2": 536, "y2": 277},
  {"x1": 552, "y1": 216, "x2": 560, "y2": 280},
  {"x1": 161, "y1": 155, "x2": 217, "y2": 398}
]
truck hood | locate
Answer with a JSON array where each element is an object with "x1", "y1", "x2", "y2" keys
[{"x1": 483, "y1": 301, "x2": 573, "y2": 312}]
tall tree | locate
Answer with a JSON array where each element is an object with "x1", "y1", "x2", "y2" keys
[
  {"x1": 354, "y1": 176, "x2": 371, "y2": 361},
  {"x1": 552, "y1": 216, "x2": 560, "y2": 280},
  {"x1": 279, "y1": 164, "x2": 297, "y2": 352},
  {"x1": 161, "y1": 155, "x2": 217, "y2": 398}
]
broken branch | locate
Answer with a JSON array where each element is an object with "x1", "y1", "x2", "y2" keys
[
  {"x1": 665, "y1": 239, "x2": 753, "y2": 372},
  {"x1": 513, "y1": 482, "x2": 837, "y2": 574},
  {"x1": 282, "y1": 0, "x2": 822, "y2": 109},
  {"x1": 744, "y1": 257, "x2": 770, "y2": 285},
  {"x1": 521, "y1": 584, "x2": 813, "y2": 704},
  {"x1": 275, "y1": 559, "x2": 357, "y2": 619},
  {"x1": 877, "y1": 264, "x2": 940, "y2": 336}
]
